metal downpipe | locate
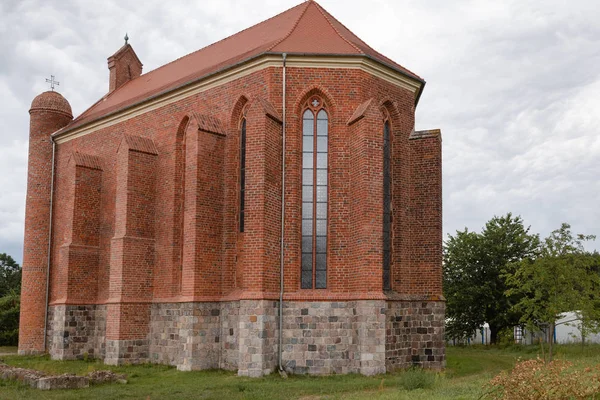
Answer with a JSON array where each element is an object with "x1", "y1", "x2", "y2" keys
[
  {"x1": 278, "y1": 52, "x2": 287, "y2": 372},
  {"x1": 43, "y1": 136, "x2": 56, "y2": 352}
]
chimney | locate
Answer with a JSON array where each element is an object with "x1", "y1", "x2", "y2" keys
[{"x1": 108, "y1": 42, "x2": 143, "y2": 93}]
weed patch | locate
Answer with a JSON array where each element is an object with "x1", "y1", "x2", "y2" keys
[
  {"x1": 485, "y1": 358, "x2": 600, "y2": 399},
  {"x1": 398, "y1": 368, "x2": 436, "y2": 391}
]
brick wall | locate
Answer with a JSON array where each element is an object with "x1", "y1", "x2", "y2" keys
[
  {"x1": 20, "y1": 97, "x2": 72, "y2": 354},
  {"x1": 26, "y1": 65, "x2": 444, "y2": 373}
]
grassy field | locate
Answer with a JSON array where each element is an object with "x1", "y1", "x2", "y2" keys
[
  {"x1": 1, "y1": 344, "x2": 599, "y2": 399},
  {"x1": 0, "y1": 346, "x2": 17, "y2": 354}
]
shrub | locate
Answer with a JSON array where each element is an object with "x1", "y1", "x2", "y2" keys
[
  {"x1": 485, "y1": 357, "x2": 600, "y2": 399},
  {"x1": 0, "y1": 291, "x2": 19, "y2": 346},
  {"x1": 399, "y1": 368, "x2": 436, "y2": 391}
]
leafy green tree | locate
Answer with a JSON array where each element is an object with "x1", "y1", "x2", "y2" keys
[
  {"x1": 0, "y1": 253, "x2": 21, "y2": 346},
  {"x1": 0, "y1": 289, "x2": 19, "y2": 345},
  {"x1": 507, "y1": 223, "x2": 599, "y2": 362},
  {"x1": 444, "y1": 213, "x2": 540, "y2": 344},
  {"x1": 0, "y1": 253, "x2": 21, "y2": 297}
]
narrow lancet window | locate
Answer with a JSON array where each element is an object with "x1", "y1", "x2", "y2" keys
[
  {"x1": 302, "y1": 99, "x2": 328, "y2": 289},
  {"x1": 239, "y1": 118, "x2": 247, "y2": 232},
  {"x1": 383, "y1": 120, "x2": 391, "y2": 290}
]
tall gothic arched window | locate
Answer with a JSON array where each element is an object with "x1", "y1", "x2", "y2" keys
[
  {"x1": 301, "y1": 97, "x2": 328, "y2": 289},
  {"x1": 239, "y1": 118, "x2": 247, "y2": 232},
  {"x1": 383, "y1": 119, "x2": 391, "y2": 290}
]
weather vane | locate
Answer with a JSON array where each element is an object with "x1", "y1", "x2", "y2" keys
[{"x1": 45, "y1": 75, "x2": 59, "y2": 91}]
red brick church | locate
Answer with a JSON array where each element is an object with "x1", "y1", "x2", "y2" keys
[{"x1": 20, "y1": 0, "x2": 444, "y2": 376}]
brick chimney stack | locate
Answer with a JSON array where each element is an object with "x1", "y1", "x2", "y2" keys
[{"x1": 108, "y1": 43, "x2": 143, "y2": 93}]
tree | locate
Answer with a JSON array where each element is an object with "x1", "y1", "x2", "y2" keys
[
  {"x1": 506, "y1": 223, "x2": 599, "y2": 362},
  {"x1": 0, "y1": 253, "x2": 21, "y2": 297},
  {"x1": 444, "y1": 213, "x2": 540, "y2": 344},
  {"x1": 0, "y1": 289, "x2": 19, "y2": 345},
  {"x1": 0, "y1": 253, "x2": 21, "y2": 346}
]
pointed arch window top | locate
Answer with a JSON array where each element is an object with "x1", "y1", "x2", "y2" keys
[{"x1": 306, "y1": 95, "x2": 327, "y2": 113}]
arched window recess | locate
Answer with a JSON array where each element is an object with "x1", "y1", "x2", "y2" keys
[
  {"x1": 301, "y1": 96, "x2": 329, "y2": 289},
  {"x1": 382, "y1": 116, "x2": 392, "y2": 290},
  {"x1": 239, "y1": 106, "x2": 248, "y2": 233}
]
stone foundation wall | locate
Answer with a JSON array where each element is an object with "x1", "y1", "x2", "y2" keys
[
  {"x1": 281, "y1": 301, "x2": 359, "y2": 374},
  {"x1": 177, "y1": 302, "x2": 222, "y2": 371},
  {"x1": 149, "y1": 303, "x2": 183, "y2": 366},
  {"x1": 105, "y1": 339, "x2": 149, "y2": 365},
  {"x1": 149, "y1": 301, "x2": 240, "y2": 371},
  {"x1": 46, "y1": 299, "x2": 445, "y2": 374},
  {"x1": 237, "y1": 300, "x2": 279, "y2": 377},
  {"x1": 385, "y1": 300, "x2": 445, "y2": 370},
  {"x1": 46, "y1": 304, "x2": 106, "y2": 360},
  {"x1": 220, "y1": 301, "x2": 239, "y2": 370},
  {"x1": 281, "y1": 300, "x2": 386, "y2": 375}
]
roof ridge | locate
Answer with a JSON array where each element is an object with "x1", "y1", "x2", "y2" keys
[
  {"x1": 128, "y1": 2, "x2": 306, "y2": 80},
  {"x1": 311, "y1": 1, "x2": 362, "y2": 54},
  {"x1": 266, "y1": 1, "x2": 312, "y2": 52}
]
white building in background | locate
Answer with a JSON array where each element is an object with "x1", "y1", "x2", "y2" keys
[
  {"x1": 448, "y1": 312, "x2": 600, "y2": 346},
  {"x1": 516, "y1": 312, "x2": 600, "y2": 345},
  {"x1": 447, "y1": 323, "x2": 491, "y2": 346}
]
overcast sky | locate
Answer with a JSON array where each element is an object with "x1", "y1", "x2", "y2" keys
[{"x1": 1, "y1": 0, "x2": 599, "y2": 264}]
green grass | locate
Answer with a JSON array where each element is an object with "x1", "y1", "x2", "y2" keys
[
  {"x1": 1, "y1": 344, "x2": 599, "y2": 400},
  {"x1": 0, "y1": 346, "x2": 17, "y2": 354}
]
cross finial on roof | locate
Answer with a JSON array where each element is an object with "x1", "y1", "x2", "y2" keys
[
  {"x1": 124, "y1": 32, "x2": 129, "y2": 45},
  {"x1": 45, "y1": 75, "x2": 59, "y2": 91}
]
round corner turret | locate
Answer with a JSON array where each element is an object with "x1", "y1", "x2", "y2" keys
[{"x1": 30, "y1": 91, "x2": 73, "y2": 119}]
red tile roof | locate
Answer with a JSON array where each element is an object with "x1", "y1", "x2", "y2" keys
[{"x1": 64, "y1": 0, "x2": 423, "y2": 133}]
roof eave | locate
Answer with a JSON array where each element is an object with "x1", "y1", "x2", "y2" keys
[
  {"x1": 264, "y1": 51, "x2": 425, "y2": 106},
  {"x1": 54, "y1": 52, "x2": 425, "y2": 139}
]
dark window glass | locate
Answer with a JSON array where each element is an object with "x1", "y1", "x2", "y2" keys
[
  {"x1": 301, "y1": 270, "x2": 313, "y2": 289},
  {"x1": 302, "y1": 219, "x2": 313, "y2": 236},
  {"x1": 302, "y1": 236, "x2": 313, "y2": 253},
  {"x1": 316, "y1": 236, "x2": 327, "y2": 253},
  {"x1": 302, "y1": 253, "x2": 312, "y2": 270},
  {"x1": 316, "y1": 254, "x2": 327, "y2": 270},
  {"x1": 301, "y1": 106, "x2": 328, "y2": 289},
  {"x1": 239, "y1": 119, "x2": 247, "y2": 232},
  {"x1": 315, "y1": 270, "x2": 326, "y2": 289},
  {"x1": 383, "y1": 120, "x2": 391, "y2": 290}
]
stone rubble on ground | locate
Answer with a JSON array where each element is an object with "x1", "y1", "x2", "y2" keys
[{"x1": 0, "y1": 362, "x2": 127, "y2": 390}]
